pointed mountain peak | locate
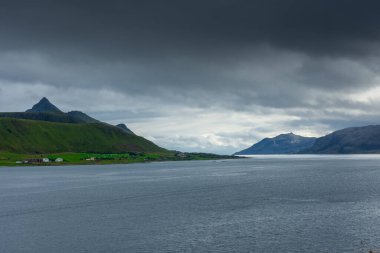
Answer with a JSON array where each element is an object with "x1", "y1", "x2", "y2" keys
[
  {"x1": 40, "y1": 97, "x2": 49, "y2": 102},
  {"x1": 26, "y1": 97, "x2": 63, "y2": 114}
]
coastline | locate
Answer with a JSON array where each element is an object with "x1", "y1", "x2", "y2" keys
[{"x1": 0, "y1": 152, "x2": 241, "y2": 167}]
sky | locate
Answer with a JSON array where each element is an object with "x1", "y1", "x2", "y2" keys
[{"x1": 1, "y1": 0, "x2": 380, "y2": 154}]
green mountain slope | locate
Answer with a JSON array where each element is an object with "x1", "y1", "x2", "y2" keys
[{"x1": 0, "y1": 118, "x2": 166, "y2": 154}]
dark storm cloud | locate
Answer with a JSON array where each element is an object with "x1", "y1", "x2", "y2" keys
[
  {"x1": 1, "y1": 0, "x2": 380, "y2": 55},
  {"x1": 0, "y1": 1, "x2": 379, "y2": 104},
  {"x1": 1, "y1": 0, "x2": 380, "y2": 97}
]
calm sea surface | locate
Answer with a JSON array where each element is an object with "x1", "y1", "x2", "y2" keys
[{"x1": 1, "y1": 155, "x2": 380, "y2": 253}]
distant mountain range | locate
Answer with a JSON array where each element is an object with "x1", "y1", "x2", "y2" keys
[
  {"x1": 235, "y1": 125, "x2": 380, "y2": 155},
  {"x1": 235, "y1": 133, "x2": 316, "y2": 155},
  {"x1": 0, "y1": 98, "x2": 163, "y2": 154},
  {"x1": 303, "y1": 125, "x2": 380, "y2": 154}
]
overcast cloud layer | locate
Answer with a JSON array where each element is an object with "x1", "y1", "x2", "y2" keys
[{"x1": 1, "y1": 0, "x2": 380, "y2": 154}]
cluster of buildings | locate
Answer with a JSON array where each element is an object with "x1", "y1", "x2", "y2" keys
[{"x1": 16, "y1": 157, "x2": 63, "y2": 164}]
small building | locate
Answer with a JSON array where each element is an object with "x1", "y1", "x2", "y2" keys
[
  {"x1": 15, "y1": 161, "x2": 22, "y2": 164},
  {"x1": 175, "y1": 152, "x2": 187, "y2": 158},
  {"x1": 42, "y1": 158, "x2": 50, "y2": 163},
  {"x1": 27, "y1": 158, "x2": 42, "y2": 163},
  {"x1": 85, "y1": 157, "x2": 96, "y2": 161},
  {"x1": 55, "y1": 158, "x2": 63, "y2": 162}
]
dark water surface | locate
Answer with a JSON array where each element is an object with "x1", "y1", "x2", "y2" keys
[{"x1": 1, "y1": 155, "x2": 380, "y2": 252}]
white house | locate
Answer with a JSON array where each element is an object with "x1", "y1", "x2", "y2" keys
[
  {"x1": 42, "y1": 158, "x2": 50, "y2": 163},
  {"x1": 55, "y1": 158, "x2": 63, "y2": 162}
]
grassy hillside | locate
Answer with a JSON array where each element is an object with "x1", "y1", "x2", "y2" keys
[{"x1": 0, "y1": 117, "x2": 166, "y2": 154}]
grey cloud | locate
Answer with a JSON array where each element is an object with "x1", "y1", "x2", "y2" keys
[
  {"x1": 1, "y1": 1, "x2": 380, "y2": 153},
  {"x1": 1, "y1": 46, "x2": 378, "y2": 111}
]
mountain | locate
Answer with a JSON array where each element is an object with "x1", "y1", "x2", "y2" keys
[
  {"x1": 0, "y1": 98, "x2": 101, "y2": 124},
  {"x1": 0, "y1": 98, "x2": 165, "y2": 154},
  {"x1": 116, "y1": 123, "x2": 135, "y2": 135},
  {"x1": 235, "y1": 133, "x2": 316, "y2": 155},
  {"x1": 0, "y1": 118, "x2": 165, "y2": 154},
  {"x1": 26, "y1": 97, "x2": 63, "y2": 114},
  {"x1": 67, "y1": 111, "x2": 99, "y2": 123},
  {"x1": 303, "y1": 125, "x2": 380, "y2": 154}
]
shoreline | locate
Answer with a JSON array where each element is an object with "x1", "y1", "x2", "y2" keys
[{"x1": 0, "y1": 151, "x2": 241, "y2": 167}]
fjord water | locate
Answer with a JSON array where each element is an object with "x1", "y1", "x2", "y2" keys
[{"x1": 1, "y1": 156, "x2": 380, "y2": 252}]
